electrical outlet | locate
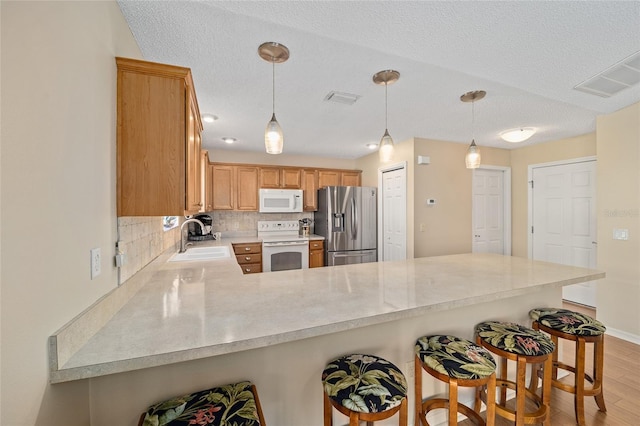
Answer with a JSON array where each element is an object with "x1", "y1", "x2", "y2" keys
[{"x1": 90, "y1": 248, "x2": 101, "y2": 279}]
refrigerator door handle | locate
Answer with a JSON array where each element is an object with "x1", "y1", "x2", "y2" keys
[
  {"x1": 333, "y1": 252, "x2": 370, "y2": 258},
  {"x1": 350, "y1": 197, "x2": 357, "y2": 240}
]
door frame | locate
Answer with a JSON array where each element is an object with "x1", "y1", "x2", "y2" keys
[
  {"x1": 377, "y1": 161, "x2": 408, "y2": 262},
  {"x1": 527, "y1": 156, "x2": 597, "y2": 258},
  {"x1": 472, "y1": 165, "x2": 512, "y2": 255}
]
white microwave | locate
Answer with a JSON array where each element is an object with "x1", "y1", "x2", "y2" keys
[{"x1": 259, "y1": 189, "x2": 303, "y2": 213}]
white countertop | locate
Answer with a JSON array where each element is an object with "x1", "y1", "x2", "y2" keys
[{"x1": 49, "y1": 249, "x2": 604, "y2": 383}]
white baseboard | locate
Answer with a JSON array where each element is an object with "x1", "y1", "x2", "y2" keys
[{"x1": 606, "y1": 328, "x2": 640, "y2": 345}]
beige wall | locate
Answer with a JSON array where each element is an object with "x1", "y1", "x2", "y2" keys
[
  {"x1": 0, "y1": 2, "x2": 142, "y2": 425},
  {"x1": 596, "y1": 103, "x2": 640, "y2": 338},
  {"x1": 509, "y1": 134, "x2": 597, "y2": 257}
]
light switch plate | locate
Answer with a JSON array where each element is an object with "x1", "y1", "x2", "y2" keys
[{"x1": 613, "y1": 229, "x2": 629, "y2": 240}]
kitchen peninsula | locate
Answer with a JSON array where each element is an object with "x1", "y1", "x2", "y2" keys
[{"x1": 49, "y1": 246, "x2": 604, "y2": 425}]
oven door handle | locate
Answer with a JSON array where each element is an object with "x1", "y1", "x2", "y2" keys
[{"x1": 263, "y1": 241, "x2": 308, "y2": 247}]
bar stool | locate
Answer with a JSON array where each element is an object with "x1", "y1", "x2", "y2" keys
[
  {"x1": 530, "y1": 307, "x2": 607, "y2": 426},
  {"x1": 322, "y1": 353, "x2": 408, "y2": 426},
  {"x1": 138, "y1": 381, "x2": 266, "y2": 426},
  {"x1": 414, "y1": 335, "x2": 497, "y2": 426},
  {"x1": 475, "y1": 321, "x2": 555, "y2": 426}
]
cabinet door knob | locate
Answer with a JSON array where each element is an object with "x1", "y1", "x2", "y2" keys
[
  {"x1": 245, "y1": 247, "x2": 251, "y2": 251},
  {"x1": 245, "y1": 268, "x2": 250, "y2": 272},
  {"x1": 245, "y1": 256, "x2": 251, "y2": 261}
]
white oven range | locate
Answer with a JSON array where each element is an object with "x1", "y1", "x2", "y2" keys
[{"x1": 258, "y1": 220, "x2": 309, "y2": 272}]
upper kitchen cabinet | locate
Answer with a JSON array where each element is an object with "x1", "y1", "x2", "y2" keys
[
  {"x1": 202, "y1": 150, "x2": 213, "y2": 212},
  {"x1": 317, "y1": 169, "x2": 361, "y2": 188},
  {"x1": 301, "y1": 169, "x2": 318, "y2": 211},
  {"x1": 340, "y1": 171, "x2": 361, "y2": 186},
  {"x1": 211, "y1": 163, "x2": 258, "y2": 211},
  {"x1": 259, "y1": 166, "x2": 301, "y2": 189},
  {"x1": 116, "y1": 57, "x2": 203, "y2": 216}
]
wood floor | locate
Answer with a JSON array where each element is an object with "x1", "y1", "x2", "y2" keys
[{"x1": 460, "y1": 302, "x2": 640, "y2": 425}]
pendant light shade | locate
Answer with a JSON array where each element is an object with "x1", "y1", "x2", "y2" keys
[
  {"x1": 373, "y1": 70, "x2": 400, "y2": 163},
  {"x1": 460, "y1": 90, "x2": 486, "y2": 169},
  {"x1": 265, "y1": 113, "x2": 284, "y2": 154},
  {"x1": 258, "y1": 42, "x2": 289, "y2": 155}
]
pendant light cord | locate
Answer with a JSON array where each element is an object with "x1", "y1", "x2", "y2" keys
[
  {"x1": 272, "y1": 60, "x2": 276, "y2": 114},
  {"x1": 385, "y1": 82, "x2": 388, "y2": 130},
  {"x1": 471, "y1": 98, "x2": 475, "y2": 140}
]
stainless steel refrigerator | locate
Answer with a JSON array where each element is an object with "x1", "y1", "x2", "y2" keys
[{"x1": 315, "y1": 186, "x2": 377, "y2": 266}]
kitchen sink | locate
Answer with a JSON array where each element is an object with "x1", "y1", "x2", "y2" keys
[{"x1": 168, "y1": 246, "x2": 230, "y2": 262}]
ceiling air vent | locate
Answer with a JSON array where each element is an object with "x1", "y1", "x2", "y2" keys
[
  {"x1": 324, "y1": 91, "x2": 361, "y2": 105},
  {"x1": 574, "y1": 50, "x2": 640, "y2": 98}
]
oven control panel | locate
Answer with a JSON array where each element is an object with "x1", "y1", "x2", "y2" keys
[{"x1": 258, "y1": 220, "x2": 300, "y2": 232}]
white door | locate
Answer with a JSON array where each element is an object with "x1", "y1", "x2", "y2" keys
[
  {"x1": 472, "y1": 169, "x2": 505, "y2": 254},
  {"x1": 531, "y1": 160, "x2": 597, "y2": 307},
  {"x1": 381, "y1": 166, "x2": 407, "y2": 261}
]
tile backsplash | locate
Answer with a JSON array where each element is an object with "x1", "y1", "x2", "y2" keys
[
  {"x1": 116, "y1": 212, "x2": 315, "y2": 284},
  {"x1": 211, "y1": 211, "x2": 314, "y2": 236},
  {"x1": 117, "y1": 217, "x2": 180, "y2": 284}
]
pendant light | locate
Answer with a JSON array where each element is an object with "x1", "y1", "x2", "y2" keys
[
  {"x1": 373, "y1": 70, "x2": 400, "y2": 163},
  {"x1": 460, "y1": 90, "x2": 486, "y2": 169},
  {"x1": 258, "y1": 42, "x2": 289, "y2": 154}
]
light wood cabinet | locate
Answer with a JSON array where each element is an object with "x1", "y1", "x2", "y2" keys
[
  {"x1": 202, "y1": 151, "x2": 213, "y2": 211},
  {"x1": 233, "y1": 242, "x2": 262, "y2": 274},
  {"x1": 309, "y1": 240, "x2": 324, "y2": 268},
  {"x1": 302, "y1": 169, "x2": 319, "y2": 211},
  {"x1": 259, "y1": 167, "x2": 301, "y2": 189},
  {"x1": 212, "y1": 164, "x2": 258, "y2": 211},
  {"x1": 236, "y1": 166, "x2": 259, "y2": 210},
  {"x1": 318, "y1": 170, "x2": 341, "y2": 188},
  {"x1": 341, "y1": 171, "x2": 362, "y2": 186},
  {"x1": 212, "y1": 164, "x2": 234, "y2": 210},
  {"x1": 116, "y1": 57, "x2": 203, "y2": 216}
]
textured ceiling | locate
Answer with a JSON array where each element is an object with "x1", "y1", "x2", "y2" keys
[{"x1": 117, "y1": 0, "x2": 640, "y2": 159}]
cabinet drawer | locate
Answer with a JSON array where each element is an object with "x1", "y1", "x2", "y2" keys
[
  {"x1": 240, "y1": 263, "x2": 262, "y2": 274},
  {"x1": 232, "y1": 243, "x2": 262, "y2": 255},
  {"x1": 236, "y1": 254, "x2": 262, "y2": 265},
  {"x1": 309, "y1": 240, "x2": 324, "y2": 250}
]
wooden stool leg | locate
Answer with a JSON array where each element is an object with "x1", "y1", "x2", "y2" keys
[
  {"x1": 485, "y1": 373, "x2": 496, "y2": 426},
  {"x1": 349, "y1": 410, "x2": 359, "y2": 426},
  {"x1": 449, "y1": 379, "x2": 458, "y2": 425},
  {"x1": 542, "y1": 353, "x2": 553, "y2": 426},
  {"x1": 575, "y1": 337, "x2": 587, "y2": 426},
  {"x1": 594, "y1": 336, "x2": 607, "y2": 412},
  {"x1": 399, "y1": 397, "x2": 408, "y2": 426},
  {"x1": 323, "y1": 391, "x2": 333, "y2": 426},
  {"x1": 551, "y1": 335, "x2": 559, "y2": 380},
  {"x1": 499, "y1": 357, "x2": 508, "y2": 405},
  {"x1": 515, "y1": 356, "x2": 526, "y2": 426},
  {"x1": 414, "y1": 354, "x2": 423, "y2": 426}
]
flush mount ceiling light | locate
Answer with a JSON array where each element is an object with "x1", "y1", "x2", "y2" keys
[
  {"x1": 460, "y1": 90, "x2": 486, "y2": 169},
  {"x1": 373, "y1": 69, "x2": 400, "y2": 163},
  {"x1": 500, "y1": 127, "x2": 536, "y2": 143},
  {"x1": 222, "y1": 137, "x2": 236, "y2": 144},
  {"x1": 202, "y1": 114, "x2": 218, "y2": 123},
  {"x1": 258, "y1": 42, "x2": 289, "y2": 155},
  {"x1": 366, "y1": 143, "x2": 378, "y2": 150}
]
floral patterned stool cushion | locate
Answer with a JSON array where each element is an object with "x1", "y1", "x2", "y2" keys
[
  {"x1": 322, "y1": 353, "x2": 407, "y2": 421},
  {"x1": 415, "y1": 335, "x2": 496, "y2": 380},
  {"x1": 138, "y1": 381, "x2": 264, "y2": 426},
  {"x1": 414, "y1": 335, "x2": 497, "y2": 426},
  {"x1": 475, "y1": 321, "x2": 555, "y2": 425},
  {"x1": 530, "y1": 307, "x2": 607, "y2": 426},
  {"x1": 529, "y1": 307, "x2": 606, "y2": 336},
  {"x1": 475, "y1": 321, "x2": 555, "y2": 356}
]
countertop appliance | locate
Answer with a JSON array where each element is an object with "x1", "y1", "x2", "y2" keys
[
  {"x1": 258, "y1": 220, "x2": 309, "y2": 272},
  {"x1": 259, "y1": 189, "x2": 303, "y2": 213},
  {"x1": 315, "y1": 186, "x2": 377, "y2": 266},
  {"x1": 187, "y1": 214, "x2": 213, "y2": 241}
]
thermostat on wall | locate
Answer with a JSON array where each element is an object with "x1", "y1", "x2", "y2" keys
[{"x1": 417, "y1": 155, "x2": 431, "y2": 165}]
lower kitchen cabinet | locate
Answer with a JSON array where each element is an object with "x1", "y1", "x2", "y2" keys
[
  {"x1": 309, "y1": 240, "x2": 324, "y2": 268},
  {"x1": 233, "y1": 242, "x2": 262, "y2": 274}
]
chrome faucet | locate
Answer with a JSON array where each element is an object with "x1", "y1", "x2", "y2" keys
[{"x1": 179, "y1": 218, "x2": 205, "y2": 253}]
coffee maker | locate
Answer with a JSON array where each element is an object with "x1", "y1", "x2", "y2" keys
[{"x1": 188, "y1": 214, "x2": 213, "y2": 241}]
